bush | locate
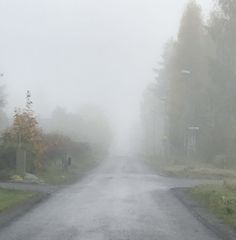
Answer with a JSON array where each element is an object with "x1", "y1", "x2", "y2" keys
[{"x1": 0, "y1": 144, "x2": 16, "y2": 170}]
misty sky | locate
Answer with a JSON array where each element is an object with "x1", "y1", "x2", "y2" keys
[{"x1": 0, "y1": 0, "x2": 212, "y2": 152}]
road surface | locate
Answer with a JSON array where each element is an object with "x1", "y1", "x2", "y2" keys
[{"x1": 0, "y1": 157, "x2": 220, "y2": 240}]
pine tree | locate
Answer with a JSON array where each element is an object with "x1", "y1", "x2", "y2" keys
[
  {"x1": 167, "y1": 1, "x2": 207, "y2": 156},
  {"x1": 206, "y1": 0, "x2": 236, "y2": 161}
]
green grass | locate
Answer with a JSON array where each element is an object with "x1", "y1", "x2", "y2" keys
[
  {"x1": 145, "y1": 157, "x2": 236, "y2": 179},
  {"x1": 39, "y1": 167, "x2": 78, "y2": 185},
  {"x1": 38, "y1": 159, "x2": 98, "y2": 185},
  {"x1": 160, "y1": 165, "x2": 236, "y2": 179},
  {"x1": 190, "y1": 183, "x2": 236, "y2": 229},
  {"x1": 0, "y1": 188, "x2": 38, "y2": 213}
]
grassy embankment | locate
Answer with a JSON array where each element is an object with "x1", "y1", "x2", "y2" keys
[
  {"x1": 0, "y1": 188, "x2": 39, "y2": 213},
  {"x1": 38, "y1": 158, "x2": 98, "y2": 185},
  {"x1": 190, "y1": 182, "x2": 236, "y2": 229},
  {"x1": 146, "y1": 157, "x2": 236, "y2": 229},
  {"x1": 0, "y1": 156, "x2": 99, "y2": 185},
  {"x1": 146, "y1": 156, "x2": 236, "y2": 179},
  {"x1": 160, "y1": 165, "x2": 236, "y2": 179}
]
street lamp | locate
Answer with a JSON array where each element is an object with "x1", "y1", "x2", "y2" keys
[
  {"x1": 180, "y1": 69, "x2": 200, "y2": 156},
  {"x1": 186, "y1": 126, "x2": 200, "y2": 156},
  {"x1": 181, "y1": 69, "x2": 191, "y2": 75}
]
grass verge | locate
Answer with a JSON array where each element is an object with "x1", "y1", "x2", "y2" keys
[
  {"x1": 0, "y1": 188, "x2": 39, "y2": 213},
  {"x1": 160, "y1": 165, "x2": 236, "y2": 179},
  {"x1": 190, "y1": 182, "x2": 236, "y2": 229},
  {"x1": 146, "y1": 157, "x2": 236, "y2": 179},
  {"x1": 38, "y1": 159, "x2": 98, "y2": 185}
]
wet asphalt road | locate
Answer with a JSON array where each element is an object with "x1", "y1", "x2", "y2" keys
[{"x1": 0, "y1": 157, "x2": 220, "y2": 240}]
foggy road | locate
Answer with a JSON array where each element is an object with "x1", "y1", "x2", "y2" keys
[{"x1": 0, "y1": 157, "x2": 219, "y2": 240}]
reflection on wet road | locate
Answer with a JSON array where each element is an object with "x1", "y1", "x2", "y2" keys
[{"x1": 0, "y1": 157, "x2": 219, "y2": 240}]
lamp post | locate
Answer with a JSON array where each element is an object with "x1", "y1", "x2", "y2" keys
[
  {"x1": 186, "y1": 126, "x2": 200, "y2": 156},
  {"x1": 160, "y1": 97, "x2": 169, "y2": 158},
  {"x1": 180, "y1": 69, "x2": 200, "y2": 156}
]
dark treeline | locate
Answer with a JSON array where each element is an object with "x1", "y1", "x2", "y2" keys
[{"x1": 141, "y1": 0, "x2": 236, "y2": 167}]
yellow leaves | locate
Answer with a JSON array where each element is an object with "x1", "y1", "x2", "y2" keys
[
  {"x1": 1, "y1": 91, "x2": 48, "y2": 171},
  {"x1": 6, "y1": 104, "x2": 47, "y2": 170},
  {"x1": 11, "y1": 175, "x2": 24, "y2": 182}
]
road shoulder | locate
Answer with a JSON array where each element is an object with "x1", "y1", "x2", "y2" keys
[
  {"x1": 172, "y1": 187, "x2": 236, "y2": 240},
  {"x1": 0, "y1": 182, "x2": 60, "y2": 229}
]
